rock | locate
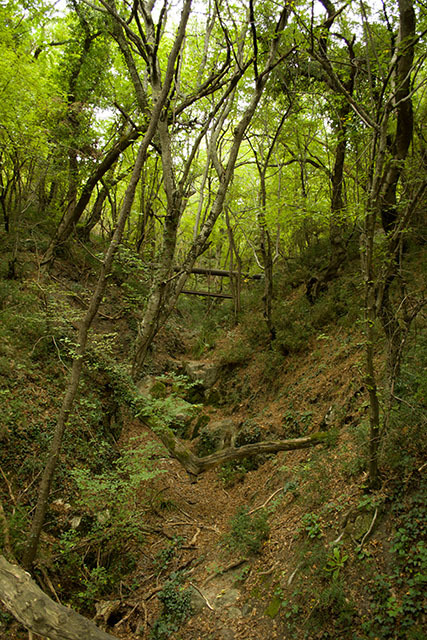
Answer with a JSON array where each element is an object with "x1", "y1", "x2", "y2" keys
[
  {"x1": 94, "y1": 599, "x2": 121, "y2": 625},
  {"x1": 242, "y1": 602, "x2": 254, "y2": 615},
  {"x1": 52, "y1": 499, "x2": 72, "y2": 512},
  {"x1": 215, "y1": 588, "x2": 240, "y2": 608},
  {"x1": 70, "y1": 516, "x2": 82, "y2": 529},
  {"x1": 188, "y1": 586, "x2": 207, "y2": 614},
  {"x1": 184, "y1": 361, "x2": 221, "y2": 389},
  {"x1": 162, "y1": 397, "x2": 201, "y2": 437},
  {"x1": 150, "y1": 380, "x2": 167, "y2": 399},
  {"x1": 96, "y1": 509, "x2": 111, "y2": 525},
  {"x1": 197, "y1": 419, "x2": 236, "y2": 455},
  {"x1": 351, "y1": 511, "x2": 374, "y2": 540},
  {"x1": 205, "y1": 387, "x2": 223, "y2": 406},
  {"x1": 136, "y1": 375, "x2": 156, "y2": 398},
  {"x1": 190, "y1": 413, "x2": 211, "y2": 439}
]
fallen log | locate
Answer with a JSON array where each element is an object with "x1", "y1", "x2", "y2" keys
[
  {"x1": 180, "y1": 289, "x2": 233, "y2": 299},
  {"x1": 175, "y1": 266, "x2": 262, "y2": 279},
  {"x1": 0, "y1": 555, "x2": 118, "y2": 640},
  {"x1": 153, "y1": 426, "x2": 329, "y2": 476}
]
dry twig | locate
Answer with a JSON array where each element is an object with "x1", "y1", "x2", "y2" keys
[
  {"x1": 189, "y1": 582, "x2": 215, "y2": 610},
  {"x1": 248, "y1": 487, "x2": 284, "y2": 514}
]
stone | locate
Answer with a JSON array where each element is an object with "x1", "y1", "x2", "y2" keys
[
  {"x1": 197, "y1": 419, "x2": 236, "y2": 455},
  {"x1": 188, "y1": 586, "x2": 207, "y2": 614},
  {"x1": 226, "y1": 606, "x2": 242, "y2": 620},
  {"x1": 150, "y1": 380, "x2": 167, "y2": 399},
  {"x1": 215, "y1": 588, "x2": 240, "y2": 608},
  {"x1": 191, "y1": 413, "x2": 211, "y2": 439},
  {"x1": 184, "y1": 361, "x2": 221, "y2": 389},
  {"x1": 171, "y1": 398, "x2": 199, "y2": 427},
  {"x1": 205, "y1": 387, "x2": 223, "y2": 406},
  {"x1": 136, "y1": 375, "x2": 156, "y2": 398},
  {"x1": 70, "y1": 516, "x2": 82, "y2": 529},
  {"x1": 96, "y1": 509, "x2": 111, "y2": 525}
]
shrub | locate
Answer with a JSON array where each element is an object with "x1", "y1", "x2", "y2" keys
[
  {"x1": 151, "y1": 572, "x2": 193, "y2": 639},
  {"x1": 225, "y1": 507, "x2": 270, "y2": 555}
]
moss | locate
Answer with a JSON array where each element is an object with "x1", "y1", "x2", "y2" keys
[
  {"x1": 265, "y1": 594, "x2": 282, "y2": 618},
  {"x1": 150, "y1": 381, "x2": 167, "y2": 399}
]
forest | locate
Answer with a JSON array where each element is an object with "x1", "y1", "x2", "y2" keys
[{"x1": 0, "y1": 0, "x2": 426, "y2": 638}]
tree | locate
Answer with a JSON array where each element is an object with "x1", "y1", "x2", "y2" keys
[
  {"x1": 22, "y1": 0, "x2": 193, "y2": 570},
  {"x1": 132, "y1": 0, "x2": 293, "y2": 373},
  {"x1": 306, "y1": 0, "x2": 424, "y2": 488},
  {"x1": 0, "y1": 555, "x2": 118, "y2": 640}
]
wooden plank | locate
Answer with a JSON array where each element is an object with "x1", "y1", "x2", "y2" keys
[{"x1": 180, "y1": 289, "x2": 233, "y2": 299}]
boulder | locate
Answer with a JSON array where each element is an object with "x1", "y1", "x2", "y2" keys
[
  {"x1": 184, "y1": 361, "x2": 221, "y2": 389},
  {"x1": 197, "y1": 419, "x2": 236, "y2": 456},
  {"x1": 136, "y1": 375, "x2": 156, "y2": 398}
]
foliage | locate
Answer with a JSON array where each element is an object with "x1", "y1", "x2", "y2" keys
[
  {"x1": 154, "y1": 536, "x2": 184, "y2": 575},
  {"x1": 75, "y1": 566, "x2": 112, "y2": 608},
  {"x1": 219, "y1": 457, "x2": 260, "y2": 487},
  {"x1": 299, "y1": 512, "x2": 323, "y2": 539},
  {"x1": 281, "y1": 408, "x2": 313, "y2": 437},
  {"x1": 381, "y1": 334, "x2": 427, "y2": 473},
  {"x1": 324, "y1": 546, "x2": 349, "y2": 581},
  {"x1": 224, "y1": 507, "x2": 270, "y2": 555},
  {"x1": 218, "y1": 339, "x2": 253, "y2": 366},
  {"x1": 70, "y1": 439, "x2": 164, "y2": 534},
  {"x1": 218, "y1": 421, "x2": 264, "y2": 485},
  {"x1": 151, "y1": 572, "x2": 193, "y2": 640},
  {"x1": 197, "y1": 425, "x2": 221, "y2": 457},
  {"x1": 357, "y1": 481, "x2": 427, "y2": 639}
]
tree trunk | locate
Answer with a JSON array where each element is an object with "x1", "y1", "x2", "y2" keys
[
  {"x1": 22, "y1": 1, "x2": 192, "y2": 569},
  {"x1": 153, "y1": 426, "x2": 328, "y2": 477},
  {"x1": 306, "y1": 32, "x2": 356, "y2": 302},
  {"x1": 0, "y1": 556, "x2": 117, "y2": 640},
  {"x1": 43, "y1": 128, "x2": 138, "y2": 265},
  {"x1": 225, "y1": 208, "x2": 242, "y2": 321},
  {"x1": 132, "y1": 7, "x2": 292, "y2": 374},
  {"x1": 22, "y1": 141, "x2": 148, "y2": 570}
]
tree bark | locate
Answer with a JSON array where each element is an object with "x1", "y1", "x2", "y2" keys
[
  {"x1": 0, "y1": 556, "x2": 117, "y2": 640},
  {"x1": 133, "y1": 7, "x2": 292, "y2": 374},
  {"x1": 306, "y1": 8, "x2": 356, "y2": 302},
  {"x1": 380, "y1": 0, "x2": 415, "y2": 232},
  {"x1": 43, "y1": 129, "x2": 139, "y2": 264},
  {"x1": 22, "y1": 141, "x2": 148, "y2": 570},
  {"x1": 181, "y1": 289, "x2": 233, "y2": 298},
  {"x1": 22, "y1": 0, "x2": 193, "y2": 569},
  {"x1": 175, "y1": 266, "x2": 261, "y2": 279},
  {"x1": 153, "y1": 427, "x2": 328, "y2": 477}
]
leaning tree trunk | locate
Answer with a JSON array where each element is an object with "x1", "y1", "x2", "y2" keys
[
  {"x1": 249, "y1": 109, "x2": 289, "y2": 340},
  {"x1": 377, "y1": 0, "x2": 416, "y2": 375},
  {"x1": 22, "y1": 142, "x2": 148, "y2": 570},
  {"x1": 306, "y1": 31, "x2": 356, "y2": 302},
  {"x1": 22, "y1": 2, "x2": 192, "y2": 569},
  {"x1": 132, "y1": 119, "x2": 184, "y2": 375},
  {"x1": 42, "y1": 129, "x2": 138, "y2": 265},
  {"x1": 0, "y1": 556, "x2": 118, "y2": 640},
  {"x1": 148, "y1": 423, "x2": 328, "y2": 477}
]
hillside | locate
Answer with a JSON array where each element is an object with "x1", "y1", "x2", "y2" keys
[{"x1": 0, "y1": 234, "x2": 425, "y2": 640}]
